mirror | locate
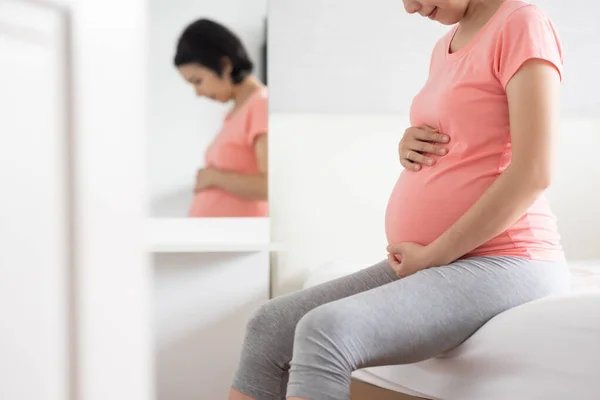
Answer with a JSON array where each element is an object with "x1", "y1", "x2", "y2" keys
[{"x1": 149, "y1": 0, "x2": 268, "y2": 218}]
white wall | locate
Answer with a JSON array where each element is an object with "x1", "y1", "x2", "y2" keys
[
  {"x1": 269, "y1": 114, "x2": 600, "y2": 296},
  {"x1": 65, "y1": 0, "x2": 153, "y2": 399},
  {"x1": 148, "y1": 0, "x2": 267, "y2": 217},
  {"x1": 0, "y1": 3, "x2": 68, "y2": 399},
  {"x1": 268, "y1": 0, "x2": 600, "y2": 115}
]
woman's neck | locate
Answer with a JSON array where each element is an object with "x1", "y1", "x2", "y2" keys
[
  {"x1": 232, "y1": 76, "x2": 263, "y2": 107},
  {"x1": 460, "y1": 0, "x2": 505, "y2": 31}
]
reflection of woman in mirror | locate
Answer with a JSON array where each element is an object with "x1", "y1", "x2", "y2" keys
[{"x1": 174, "y1": 19, "x2": 268, "y2": 217}]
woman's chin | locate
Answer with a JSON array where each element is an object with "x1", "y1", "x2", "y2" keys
[
  {"x1": 435, "y1": 17, "x2": 458, "y2": 26},
  {"x1": 431, "y1": 12, "x2": 462, "y2": 26}
]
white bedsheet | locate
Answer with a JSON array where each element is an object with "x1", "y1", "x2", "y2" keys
[{"x1": 350, "y1": 261, "x2": 600, "y2": 399}]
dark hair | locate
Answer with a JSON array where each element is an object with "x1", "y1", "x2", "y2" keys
[{"x1": 174, "y1": 19, "x2": 254, "y2": 84}]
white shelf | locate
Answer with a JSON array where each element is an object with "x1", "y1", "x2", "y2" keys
[{"x1": 147, "y1": 217, "x2": 284, "y2": 253}]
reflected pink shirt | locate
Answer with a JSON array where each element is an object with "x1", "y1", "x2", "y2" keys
[{"x1": 189, "y1": 88, "x2": 268, "y2": 217}]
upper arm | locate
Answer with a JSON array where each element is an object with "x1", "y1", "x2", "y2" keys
[
  {"x1": 254, "y1": 134, "x2": 268, "y2": 173},
  {"x1": 497, "y1": 6, "x2": 562, "y2": 180},
  {"x1": 506, "y1": 60, "x2": 560, "y2": 177},
  {"x1": 246, "y1": 93, "x2": 268, "y2": 173}
]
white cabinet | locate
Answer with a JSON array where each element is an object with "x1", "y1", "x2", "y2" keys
[
  {"x1": 149, "y1": 218, "x2": 274, "y2": 400},
  {"x1": 0, "y1": 2, "x2": 70, "y2": 400},
  {"x1": 154, "y1": 252, "x2": 270, "y2": 400}
]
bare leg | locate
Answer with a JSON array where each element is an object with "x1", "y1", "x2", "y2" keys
[{"x1": 228, "y1": 388, "x2": 255, "y2": 400}]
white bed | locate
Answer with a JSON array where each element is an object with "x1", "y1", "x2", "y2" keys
[{"x1": 304, "y1": 260, "x2": 600, "y2": 400}]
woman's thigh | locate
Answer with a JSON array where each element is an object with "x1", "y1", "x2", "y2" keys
[
  {"x1": 291, "y1": 256, "x2": 569, "y2": 369},
  {"x1": 244, "y1": 259, "x2": 397, "y2": 351}
]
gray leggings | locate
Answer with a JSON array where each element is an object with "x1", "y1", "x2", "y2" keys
[{"x1": 232, "y1": 256, "x2": 569, "y2": 400}]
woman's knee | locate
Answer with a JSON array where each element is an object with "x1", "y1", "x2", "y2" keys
[
  {"x1": 245, "y1": 296, "x2": 295, "y2": 337},
  {"x1": 294, "y1": 303, "x2": 356, "y2": 365}
]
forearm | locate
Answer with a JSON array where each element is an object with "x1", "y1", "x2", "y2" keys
[
  {"x1": 211, "y1": 170, "x2": 268, "y2": 201},
  {"x1": 429, "y1": 165, "x2": 549, "y2": 265}
]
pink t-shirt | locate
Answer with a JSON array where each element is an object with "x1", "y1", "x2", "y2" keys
[
  {"x1": 385, "y1": 1, "x2": 564, "y2": 261},
  {"x1": 189, "y1": 88, "x2": 268, "y2": 217}
]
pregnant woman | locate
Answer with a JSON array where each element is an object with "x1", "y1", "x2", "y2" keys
[
  {"x1": 229, "y1": 1, "x2": 569, "y2": 399},
  {"x1": 174, "y1": 19, "x2": 268, "y2": 217}
]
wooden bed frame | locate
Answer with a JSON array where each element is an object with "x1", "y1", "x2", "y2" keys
[{"x1": 351, "y1": 379, "x2": 430, "y2": 400}]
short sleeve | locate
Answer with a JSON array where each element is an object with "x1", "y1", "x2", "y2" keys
[
  {"x1": 494, "y1": 5, "x2": 563, "y2": 89},
  {"x1": 245, "y1": 93, "x2": 268, "y2": 147}
]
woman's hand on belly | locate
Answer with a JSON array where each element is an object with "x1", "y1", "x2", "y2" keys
[
  {"x1": 195, "y1": 167, "x2": 268, "y2": 201},
  {"x1": 386, "y1": 242, "x2": 440, "y2": 278},
  {"x1": 194, "y1": 167, "x2": 219, "y2": 192},
  {"x1": 399, "y1": 126, "x2": 449, "y2": 171}
]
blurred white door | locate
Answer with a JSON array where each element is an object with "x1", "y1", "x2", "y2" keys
[{"x1": 0, "y1": 2, "x2": 71, "y2": 400}]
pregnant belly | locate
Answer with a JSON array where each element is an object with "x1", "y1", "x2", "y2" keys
[
  {"x1": 189, "y1": 189, "x2": 268, "y2": 217},
  {"x1": 384, "y1": 168, "x2": 495, "y2": 245}
]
